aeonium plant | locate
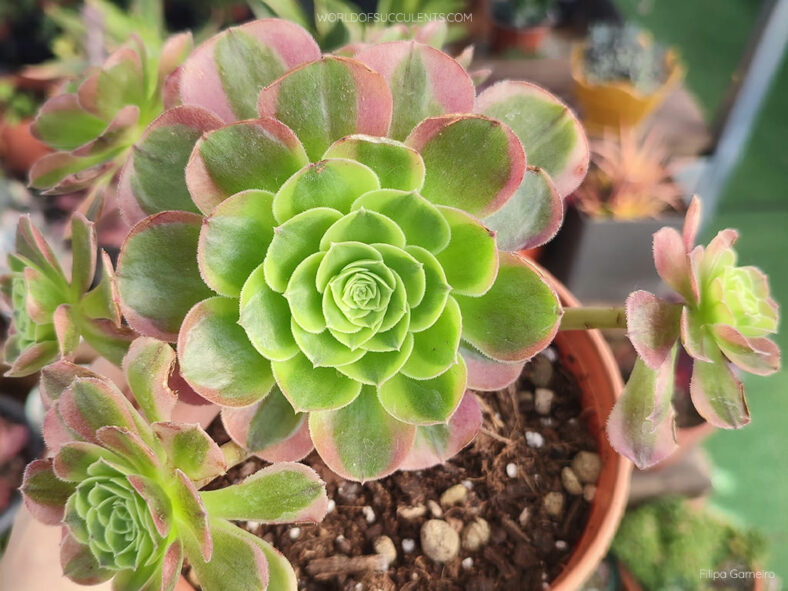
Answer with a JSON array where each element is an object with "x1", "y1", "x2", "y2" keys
[
  {"x1": 111, "y1": 19, "x2": 590, "y2": 481},
  {"x1": 21, "y1": 337, "x2": 328, "y2": 591}
]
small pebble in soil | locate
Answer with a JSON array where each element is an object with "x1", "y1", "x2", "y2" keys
[
  {"x1": 505, "y1": 463, "x2": 518, "y2": 478},
  {"x1": 561, "y1": 466, "x2": 583, "y2": 495},
  {"x1": 397, "y1": 504, "x2": 427, "y2": 520},
  {"x1": 461, "y1": 517, "x2": 491, "y2": 551},
  {"x1": 326, "y1": 499, "x2": 336, "y2": 513},
  {"x1": 373, "y1": 535, "x2": 397, "y2": 566},
  {"x1": 461, "y1": 479, "x2": 474, "y2": 490},
  {"x1": 542, "y1": 346, "x2": 557, "y2": 362},
  {"x1": 440, "y1": 483, "x2": 468, "y2": 507},
  {"x1": 338, "y1": 481, "x2": 361, "y2": 502},
  {"x1": 584, "y1": 484, "x2": 597, "y2": 502},
  {"x1": 288, "y1": 527, "x2": 301, "y2": 540},
  {"x1": 518, "y1": 507, "x2": 531, "y2": 527},
  {"x1": 427, "y1": 499, "x2": 443, "y2": 518},
  {"x1": 525, "y1": 430, "x2": 545, "y2": 448},
  {"x1": 421, "y1": 519, "x2": 460, "y2": 563},
  {"x1": 543, "y1": 492, "x2": 565, "y2": 517},
  {"x1": 362, "y1": 505, "x2": 376, "y2": 524},
  {"x1": 555, "y1": 540, "x2": 568, "y2": 551},
  {"x1": 401, "y1": 538, "x2": 416, "y2": 553},
  {"x1": 572, "y1": 451, "x2": 602, "y2": 483},
  {"x1": 534, "y1": 388, "x2": 554, "y2": 415},
  {"x1": 530, "y1": 354, "x2": 554, "y2": 387},
  {"x1": 462, "y1": 557, "x2": 474, "y2": 570}
]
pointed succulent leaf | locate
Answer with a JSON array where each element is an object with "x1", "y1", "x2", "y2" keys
[
  {"x1": 681, "y1": 307, "x2": 711, "y2": 362},
  {"x1": 4, "y1": 340, "x2": 60, "y2": 378},
  {"x1": 110, "y1": 539, "x2": 183, "y2": 591},
  {"x1": 199, "y1": 190, "x2": 277, "y2": 297},
  {"x1": 711, "y1": 324, "x2": 780, "y2": 376},
  {"x1": 309, "y1": 385, "x2": 416, "y2": 481},
  {"x1": 607, "y1": 352, "x2": 678, "y2": 470},
  {"x1": 652, "y1": 226, "x2": 699, "y2": 304},
  {"x1": 258, "y1": 56, "x2": 393, "y2": 161},
  {"x1": 690, "y1": 338, "x2": 750, "y2": 429},
  {"x1": 222, "y1": 386, "x2": 313, "y2": 462},
  {"x1": 122, "y1": 337, "x2": 178, "y2": 424},
  {"x1": 159, "y1": 31, "x2": 193, "y2": 80},
  {"x1": 460, "y1": 343, "x2": 526, "y2": 391},
  {"x1": 178, "y1": 296, "x2": 275, "y2": 407},
  {"x1": 200, "y1": 462, "x2": 327, "y2": 523},
  {"x1": 29, "y1": 152, "x2": 112, "y2": 193},
  {"x1": 21, "y1": 458, "x2": 76, "y2": 525},
  {"x1": 272, "y1": 351, "x2": 363, "y2": 411},
  {"x1": 39, "y1": 360, "x2": 100, "y2": 406},
  {"x1": 172, "y1": 469, "x2": 212, "y2": 560},
  {"x1": 406, "y1": 114, "x2": 526, "y2": 218},
  {"x1": 15, "y1": 215, "x2": 65, "y2": 282},
  {"x1": 399, "y1": 390, "x2": 482, "y2": 470},
  {"x1": 186, "y1": 118, "x2": 309, "y2": 214},
  {"x1": 57, "y1": 377, "x2": 139, "y2": 443},
  {"x1": 118, "y1": 106, "x2": 223, "y2": 224},
  {"x1": 53, "y1": 441, "x2": 123, "y2": 482},
  {"x1": 69, "y1": 213, "x2": 97, "y2": 295},
  {"x1": 32, "y1": 93, "x2": 107, "y2": 151},
  {"x1": 352, "y1": 189, "x2": 450, "y2": 254},
  {"x1": 355, "y1": 41, "x2": 475, "y2": 141},
  {"x1": 454, "y1": 252, "x2": 561, "y2": 362},
  {"x1": 273, "y1": 159, "x2": 380, "y2": 223},
  {"x1": 401, "y1": 296, "x2": 462, "y2": 379},
  {"x1": 152, "y1": 422, "x2": 226, "y2": 482},
  {"x1": 625, "y1": 290, "x2": 682, "y2": 370},
  {"x1": 126, "y1": 473, "x2": 174, "y2": 538},
  {"x1": 96, "y1": 426, "x2": 161, "y2": 477},
  {"x1": 435, "y1": 206, "x2": 498, "y2": 296},
  {"x1": 683, "y1": 195, "x2": 701, "y2": 251},
  {"x1": 476, "y1": 81, "x2": 589, "y2": 197},
  {"x1": 324, "y1": 135, "x2": 425, "y2": 191},
  {"x1": 180, "y1": 19, "x2": 321, "y2": 122},
  {"x1": 483, "y1": 167, "x2": 563, "y2": 251},
  {"x1": 60, "y1": 532, "x2": 114, "y2": 585},
  {"x1": 78, "y1": 317, "x2": 135, "y2": 366},
  {"x1": 117, "y1": 212, "x2": 214, "y2": 341},
  {"x1": 54, "y1": 304, "x2": 80, "y2": 356}
]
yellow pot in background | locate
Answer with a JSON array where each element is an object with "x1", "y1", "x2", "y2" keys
[{"x1": 571, "y1": 45, "x2": 684, "y2": 135}]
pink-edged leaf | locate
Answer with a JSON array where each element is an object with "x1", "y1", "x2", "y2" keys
[
  {"x1": 460, "y1": 343, "x2": 526, "y2": 391},
  {"x1": 70, "y1": 104, "x2": 140, "y2": 158},
  {"x1": 399, "y1": 390, "x2": 482, "y2": 471},
  {"x1": 57, "y1": 377, "x2": 138, "y2": 443},
  {"x1": 174, "y1": 469, "x2": 212, "y2": 560},
  {"x1": 183, "y1": 517, "x2": 268, "y2": 591},
  {"x1": 406, "y1": 114, "x2": 526, "y2": 218},
  {"x1": 60, "y1": 531, "x2": 114, "y2": 585},
  {"x1": 309, "y1": 385, "x2": 416, "y2": 482},
  {"x1": 683, "y1": 195, "x2": 701, "y2": 250},
  {"x1": 3, "y1": 340, "x2": 60, "y2": 378},
  {"x1": 180, "y1": 18, "x2": 321, "y2": 122},
  {"x1": 454, "y1": 252, "x2": 561, "y2": 362},
  {"x1": 31, "y1": 93, "x2": 107, "y2": 151},
  {"x1": 118, "y1": 106, "x2": 223, "y2": 224},
  {"x1": 123, "y1": 337, "x2": 178, "y2": 423},
  {"x1": 39, "y1": 360, "x2": 100, "y2": 406},
  {"x1": 711, "y1": 324, "x2": 780, "y2": 376},
  {"x1": 258, "y1": 56, "x2": 392, "y2": 161},
  {"x1": 43, "y1": 403, "x2": 80, "y2": 452},
  {"x1": 53, "y1": 440, "x2": 122, "y2": 482},
  {"x1": 28, "y1": 152, "x2": 112, "y2": 194},
  {"x1": 159, "y1": 31, "x2": 193, "y2": 80},
  {"x1": 222, "y1": 386, "x2": 313, "y2": 462},
  {"x1": 117, "y1": 212, "x2": 214, "y2": 342},
  {"x1": 606, "y1": 351, "x2": 678, "y2": 470},
  {"x1": 53, "y1": 304, "x2": 79, "y2": 356},
  {"x1": 20, "y1": 458, "x2": 75, "y2": 525},
  {"x1": 78, "y1": 316, "x2": 135, "y2": 366},
  {"x1": 153, "y1": 422, "x2": 226, "y2": 482},
  {"x1": 680, "y1": 307, "x2": 711, "y2": 362},
  {"x1": 96, "y1": 425, "x2": 160, "y2": 474},
  {"x1": 14, "y1": 215, "x2": 64, "y2": 280},
  {"x1": 700, "y1": 228, "x2": 739, "y2": 280},
  {"x1": 625, "y1": 290, "x2": 682, "y2": 370},
  {"x1": 178, "y1": 296, "x2": 275, "y2": 407},
  {"x1": 69, "y1": 213, "x2": 97, "y2": 294},
  {"x1": 127, "y1": 473, "x2": 174, "y2": 538},
  {"x1": 653, "y1": 226, "x2": 699, "y2": 304},
  {"x1": 484, "y1": 166, "x2": 563, "y2": 251},
  {"x1": 690, "y1": 340, "x2": 750, "y2": 429},
  {"x1": 185, "y1": 118, "x2": 308, "y2": 214},
  {"x1": 477, "y1": 80, "x2": 589, "y2": 198},
  {"x1": 355, "y1": 41, "x2": 475, "y2": 141},
  {"x1": 200, "y1": 462, "x2": 327, "y2": 524}
]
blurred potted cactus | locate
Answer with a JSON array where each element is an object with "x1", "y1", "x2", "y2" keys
[
  {"x1": 571, "y1": 23, "x2": 684, "y2": 133},
  {"x1": 0, "y1": 15, "x2": 781, "y2": 590},
  {"x1": 543, "y1": 127, "x2": 685, "y2": 301},
  {"x1": 489, "y1": 0, "x2": 559, "y2": 54}
]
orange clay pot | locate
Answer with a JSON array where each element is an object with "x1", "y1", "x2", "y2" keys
[
  {"x1": 490, "y1": 20, "x2": 550, "y2": 54},
  {"x1": 571, "y1": 44, "x2": 684, "y2": 135},
  {"x1": 0, "y1": 118, "x2": 50, "y2": 177},
  {"x1": 542, "y1": 265, "x2": 633, "y2": 590}
]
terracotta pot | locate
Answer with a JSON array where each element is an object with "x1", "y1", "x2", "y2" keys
[
  {"x1": 543, "y1": 267, "x2": 633, "y2": 590},
  {"x1": 490, "y1": 20, "x2": 550, "y2": 54},
  {"x1": 570, "y1": 45, "x2": 684, "y2": 135},
  {"x1": 0, "y1": 118, "x2": 50, "y2": 177}
]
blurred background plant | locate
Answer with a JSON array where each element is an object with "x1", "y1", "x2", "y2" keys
[{"x1": 490, "y1": 0, "x2": 558, "y2": 29}]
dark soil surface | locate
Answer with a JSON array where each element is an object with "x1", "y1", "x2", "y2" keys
[{"x1": 188, "y1": 349, "x2": 600, "y2": 591}]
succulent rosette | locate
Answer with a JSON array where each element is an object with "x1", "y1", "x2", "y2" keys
[
  {"x1": 22, "y1": 337, "x2": 327, "y2": 591},
  {"x1": 609, "y1": 197, "x2": 781, "y2": 468},
  {"x1": 1, "y1": 215, "x2": 133, "y2": 377},
  {"x1": 29, "y1": 32, "x2": 192, "y2": 218},
  {"x1": 114, "y1": 19, "x2": 589, "y2": 481}
]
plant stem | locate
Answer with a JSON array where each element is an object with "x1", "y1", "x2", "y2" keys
[{"x1": 559, "y1": 306, "x2": 627, "y2": 331}]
